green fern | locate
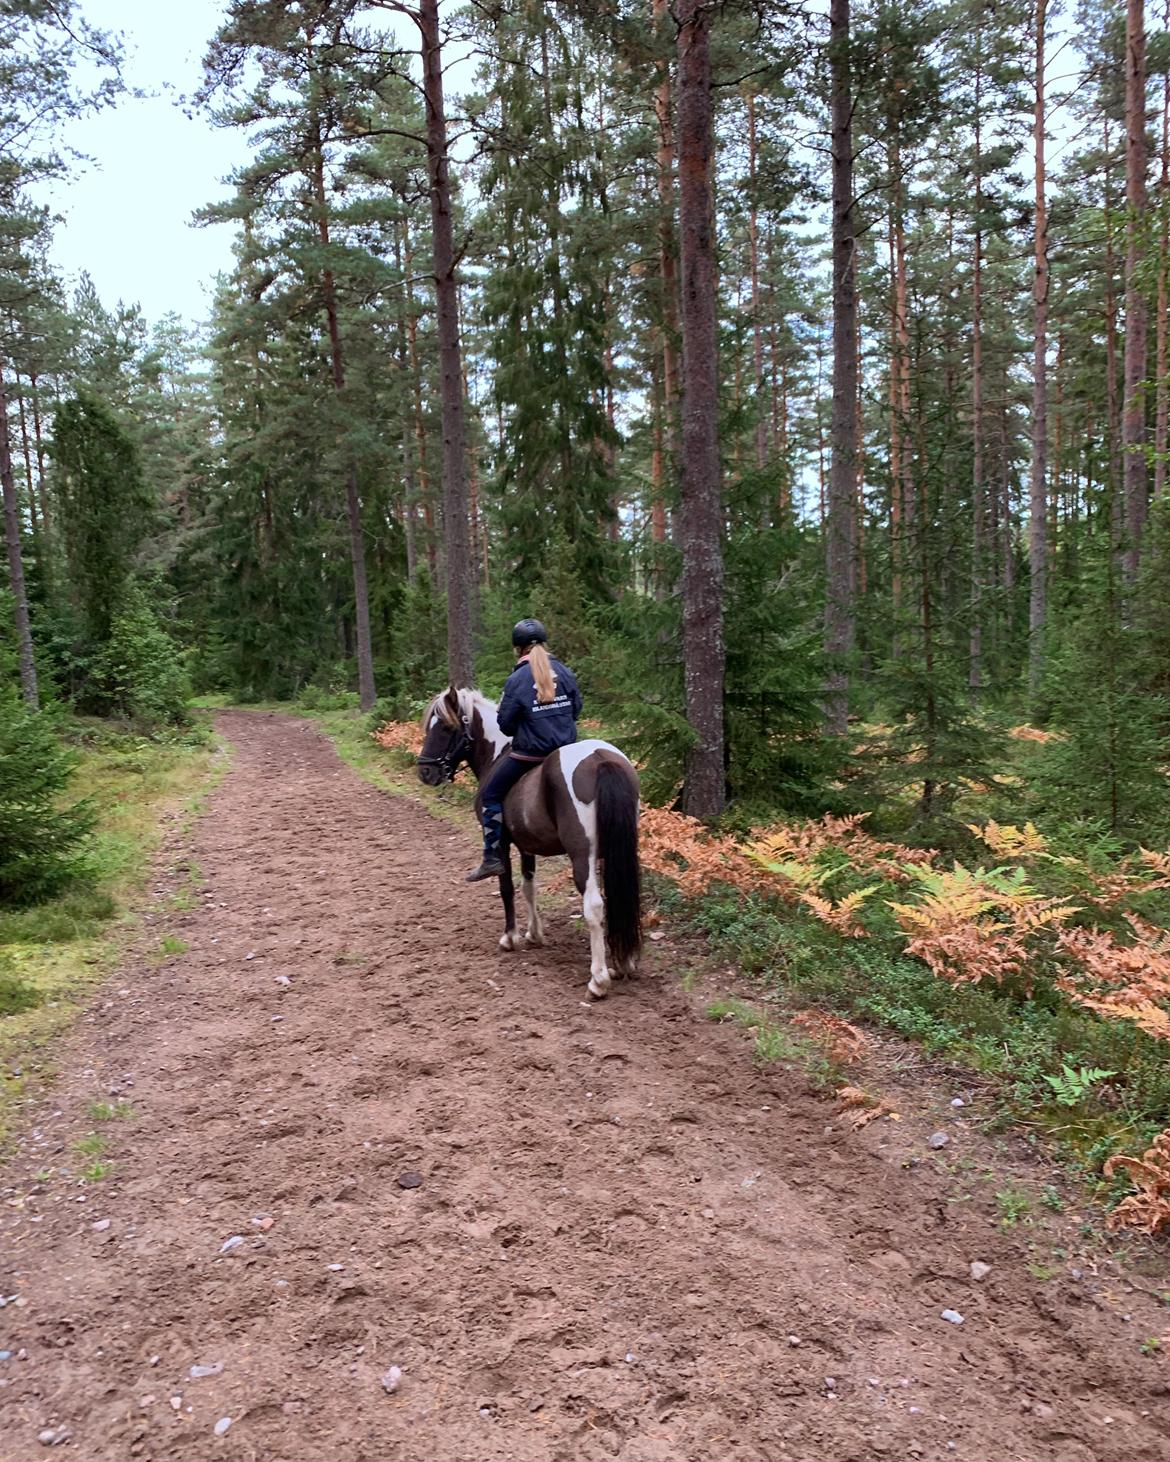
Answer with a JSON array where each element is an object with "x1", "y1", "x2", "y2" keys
[{"x1": 1042, "y1": 1064, "x2": 1116, "y2": 1107}]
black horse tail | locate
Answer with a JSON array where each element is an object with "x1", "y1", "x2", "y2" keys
[{"x1": 596, "y1": 761, "x2": 642, "y2": 966}]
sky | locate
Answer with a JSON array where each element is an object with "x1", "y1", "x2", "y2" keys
[
  {"x1": 40, "y1": 0, "x2": 248, "y2": 328},
  {"x1": 39, "y1": 0, "x2": 469, "y2": 331}
]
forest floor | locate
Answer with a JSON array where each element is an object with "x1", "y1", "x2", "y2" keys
[{"x1": 2, "y1": 710, "x2": 1170, "y2": 1461}]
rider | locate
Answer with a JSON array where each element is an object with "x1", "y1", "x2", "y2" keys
[{"x1": 465, "y1": 619, "x2": 582, "y2": 882}]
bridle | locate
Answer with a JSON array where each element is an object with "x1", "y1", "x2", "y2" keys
[{"x1": 417, "y1": 713, "x2": 472, "y2": 783}]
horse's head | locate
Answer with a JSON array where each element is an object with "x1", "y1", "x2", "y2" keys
[{"x1": 418, "y1": 686, "x2": 472, "y2": 786}]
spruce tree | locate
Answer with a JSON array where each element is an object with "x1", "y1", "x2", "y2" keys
[
  {"x1": 51, "y1": 393, "x2": 153, "y2": 645},
  {"x1": 0, "y1": 686, "x2": 93, "y2": 905}
]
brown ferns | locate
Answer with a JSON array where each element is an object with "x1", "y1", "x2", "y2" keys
[
  {"x1": 792, "y1": 1010, "x2": 872, "y2": 1064},
  {"x1": 1056, "y1": 919, "x2": 1170, "y2": 1041},
  {"x1": 1105, "y1": 1129, "x2": 1170, "y2": 1235},
  {"x1": 372, "y1": 721, "x2": 423, "y2": 755},
  {"x1": 751, "y1": 815, "x2": 933, "y2": 882},
  {"x1": 967, "y1": 818, "x2": 1049, "y2": 859},
  {"x1": 638, "y1": 806, "x2": 772, "y2": 900}
]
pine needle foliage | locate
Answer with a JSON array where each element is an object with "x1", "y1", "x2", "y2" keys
[
  {"x1": 0, "y1": 689, "x2": 93, "y2": 906},
  {"x1": 50, "y1": 393, "x2": 154, "y2": 643}
]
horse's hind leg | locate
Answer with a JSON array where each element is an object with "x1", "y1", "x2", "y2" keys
[
  {"x1": 574, "y1": 854, "x2": 611, "y2": 999},
  {"x1": 520, "y1": 853, "x2": 544, "y2": 946},
  {"x1": 498, "y1": 840, "x2": 523, "y2": 951}
]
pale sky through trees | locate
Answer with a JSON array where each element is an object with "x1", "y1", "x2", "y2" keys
[
  {"x1": 39, "y1": 0, "x2": 476, "y2": 329},
  {"x1": 40, "y1": 0, "x2": 245, "y2": 325}
]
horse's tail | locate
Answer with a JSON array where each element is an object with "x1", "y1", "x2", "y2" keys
[{"x1": 596, "y1": 761, "x2": 642, "y2": 966}]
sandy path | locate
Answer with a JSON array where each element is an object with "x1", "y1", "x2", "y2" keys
[{"x1": 1, "y1": 711, "x2": 1168, "y2": 1461}]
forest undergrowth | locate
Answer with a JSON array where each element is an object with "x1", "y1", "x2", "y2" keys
[
  {"x1": 366, "y1": 710, "x2": 1170, "y2": 1239},
  {"x1": 0, "y1": 719, "x2": 220, "y2": 1144}
]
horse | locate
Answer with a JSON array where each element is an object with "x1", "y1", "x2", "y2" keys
[{"x1": 417, "y1": 687, "x2": 641, "y2": 999}]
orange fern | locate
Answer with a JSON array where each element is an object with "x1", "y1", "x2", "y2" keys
[
  {"x1": 967, "y1": 819, "x2": 1049, "y2": 859},
  {"x1": 1056, "y1": 919, "x2": 1170, "y2": 1041},
  {"x1": 1008, "y1": 723, "x2": 1058, "y2": 743},
  {"x1": 372, "y1": 721, "x2": 423, "y2": 755},
  {"x1": 792, "y1": 1010, "x2": 872, "y2": 1064},
  {"x1": 1105, "y1": 1130, "x2": 1170, "y2": 1234},
  {"x1": 638, "y1": 806, "x2": 769, "y2": 900},
  {"x1": 836, "y1": 1084, "x2": 898, "y2": 1127}
]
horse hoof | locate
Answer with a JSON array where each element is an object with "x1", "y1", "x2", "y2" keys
[
  {"x1": 587, "y1": 975, "x2": 611, "y2": 999},
  {"x1": 525, "y1": 928, "x2": 545, "y2": 947},
  {"x1": 499, "y1": 931, "x2": 522, "y2": 951}
]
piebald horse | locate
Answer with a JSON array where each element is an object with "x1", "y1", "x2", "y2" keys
[{"x1": 418, "y1": 687, "x2": 641, "y2": 998}]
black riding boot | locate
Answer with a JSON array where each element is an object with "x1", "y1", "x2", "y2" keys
[
  {"x1": 465, "y1": 853, "x2": 505, "y2": 882},
  {"x1": 466, "y1": 806, "x2": 505, "y2": 881}
]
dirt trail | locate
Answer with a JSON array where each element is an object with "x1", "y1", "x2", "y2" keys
[{"x1": 2, "y1": 712, "x2": 1169, "y2": 1461}]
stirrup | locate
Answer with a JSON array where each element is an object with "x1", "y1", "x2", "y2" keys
[{"x1": 465, "y1": 854, "x2": 504, "y2": 882}]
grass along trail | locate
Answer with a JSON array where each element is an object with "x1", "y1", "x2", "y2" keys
[
  {"x1": 0, "y1": 723, "x2": 223, "y2": 1149},
  {"x1": 1, "y1": 710, "x2": 1168, "y2": 1460}
]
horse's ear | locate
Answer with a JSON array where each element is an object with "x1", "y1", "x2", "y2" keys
[{"x1": 442, "y1": 685, "x2": 460, "y2": 725}]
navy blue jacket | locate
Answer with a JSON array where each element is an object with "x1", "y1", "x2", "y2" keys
[{"x1": 497, "y1": 656, "x2": 582, "y2": 758}]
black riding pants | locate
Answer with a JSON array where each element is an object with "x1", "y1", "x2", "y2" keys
[{"x1": 480, "y1": 754, "x2": 543, "y2": 854}]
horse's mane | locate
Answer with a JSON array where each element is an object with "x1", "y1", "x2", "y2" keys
[{"x1": 422, "y1": 687, "x2": 502, "y2": 734}]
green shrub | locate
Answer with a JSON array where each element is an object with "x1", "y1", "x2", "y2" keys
[
  {"x1": 0, "y1": 690, "x2": 95, "y2": 906},
  {"x1": 366, "y1": 695, "x2": 426, "y2": 731},
  {"x1": 296, "y1": 681, "x2": 361, "y2": 712},
  {"x1": 91, "y1": 582, "x2": 190, "y2": 728},
  {"x1": 0, "y1": 951, "x2": 41, "y2": 1016},
  {"x1": 1031, "y1": 585, "x2": 1170, "y2": 846}
]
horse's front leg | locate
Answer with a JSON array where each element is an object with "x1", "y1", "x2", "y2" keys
[
  {"x1": 498, "y1": 840, "x2": 523, "y2": 951},
  {"x1": 520, "y1": 852, "x2": 544, "y2": 946}
]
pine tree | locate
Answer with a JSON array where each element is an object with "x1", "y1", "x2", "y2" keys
[
  {"x1": 474, "y1": 4, "x2": 620, "y2": 604},
  {"x1": 200, "y1": 0, "x2": 399, "y2": 709},
  {"x1": 676, "y1": 0, "x2": 726, "y2": 818},
  {"x1": 824, "y1": 0, "x2": 857, "y2": 733}
]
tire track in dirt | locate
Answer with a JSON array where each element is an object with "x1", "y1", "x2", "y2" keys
[{"x1": 1, "y1": 710, "x2": 1168, "y2": 1461}]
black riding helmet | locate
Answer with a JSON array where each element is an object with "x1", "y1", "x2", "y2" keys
[{"x1": 512, "y1": 618, "x2": 548, "y2": 649}]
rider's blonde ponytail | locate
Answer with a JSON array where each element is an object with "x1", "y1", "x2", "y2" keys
[{"x1": 528, "y1": 642, "x2": 557, "y2": 704}]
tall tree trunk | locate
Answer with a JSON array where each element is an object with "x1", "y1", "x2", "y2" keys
[
  {"x1": 1105, "y1": 118, "x2": 1123, "y2": 546},
  {"x1": 1156, "y1": 9, "x2": 1169, "y2": 503},
  {"x1": 854, "y1": 247, "x2": 867, "y2": 605},
  {"x1": 825, "y1": 0, "x2": 857, "y2": 734},
  {"x1": 394, "y1": 221, "x2": 419, "y2": 583},
  {"x1": 28, "y1": 372, "x2": 51, "y2": 592},
  {"x1": 766, "y1": 222, "x2": 789, "y2": 506},
  {"x1": 1029, "y1": 0, "x2": 1049, "y2": 704},
  {"x1": 888, "y1": 207, "x2": 903, "y2": 624},
  {"x1": 746, "y1": 88, "x2": 767, "y2": 471},
  {"x1": 676, "y1": 0, "x2": 725, "y2": 818},
  {"x1": 311, "y1": 136, "x2": 377, "y2": 712},
  {"x1": 30, "y1": 374, "x2": 47, "y2": 525},
  {"x1": 1000, "y1": 388, "x2": 1016, "y2": 593},
  {"x1": 0, "y1": 378, "x2": 39, "y2": 708},
  {"x1": 970, "y1": 23, "x2": 985, "y2": 690},
  {"x1": 404, "y1": 226, "x2": 437, "y2": 578},
  {"x1": 893, "y1": 178, "x2": 914, "y2": 546},
  {"x1": 12, "y1": 370, "x2": 40, "y2": 547},
  {"x1": 1123, "y1": 0, "x2": 1149, "y2": 582},
  {"x1": 456, "y1": 287, "x2": 484, "y2": 590},
  {"x1": 420, "y1": 0, "x2": 475, "y2": 688},
  {"x1": 888, "y1": 138, "x2": 914, "y2": 648},
  {"x1": 653, "y1": 0, "x2": 679, "y2": 542}
]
